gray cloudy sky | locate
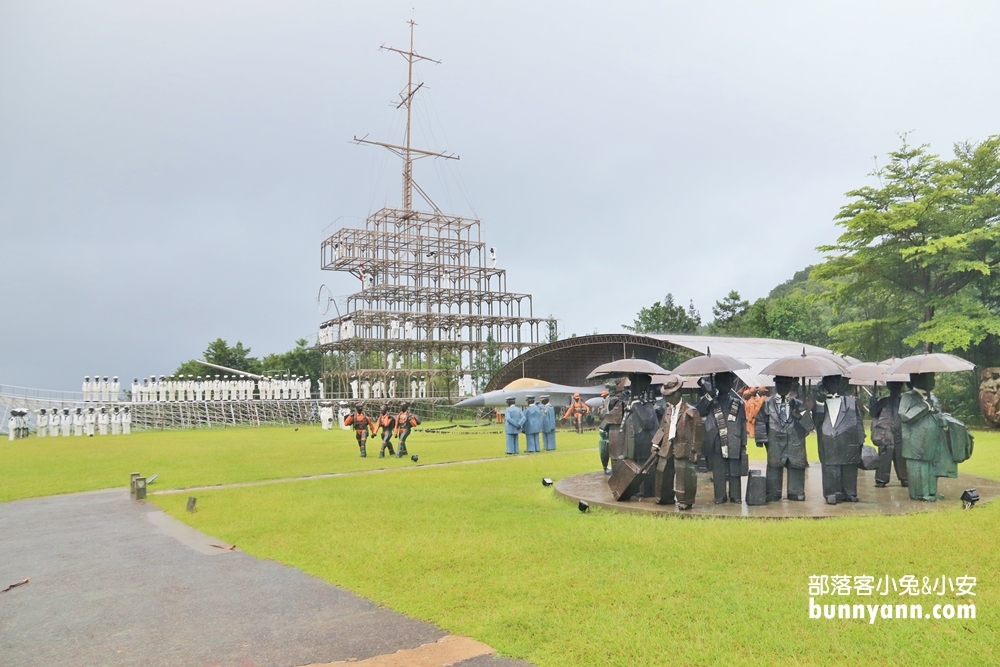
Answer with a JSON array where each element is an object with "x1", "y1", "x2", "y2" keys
[{"x1": 2, "y1": 1, "x2": 999, "y2": 389}]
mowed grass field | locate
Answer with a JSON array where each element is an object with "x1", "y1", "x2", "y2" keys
[
  {"x1": 4, "y1": 424, "x2": 999, "y2": 666},
  {"x1": 0, "y1": 421, "x2": 594, "y2": 502}
]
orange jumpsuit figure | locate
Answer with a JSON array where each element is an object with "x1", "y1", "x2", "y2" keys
[
  {"x1": 394, "y1": 402, "x2": 421, "y2": 458},
  {"x1": 343, "y1": 403, "x2": 372, "y2": 457},
  {"x1": 562, "y1": 393, "x2": 591, "y2": 434},
  {"x1": 376, "y1": 404, "x2": 396, "y2": 458},
  {"x1": 743, "y1": 387, "x2": 767, "y2": 439}
]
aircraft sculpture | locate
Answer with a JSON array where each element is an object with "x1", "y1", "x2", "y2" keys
[{"x1": 454, "y1": 378, "x2": 606, "y2": 408}]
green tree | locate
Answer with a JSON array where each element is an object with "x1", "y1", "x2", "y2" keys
[
  {"x1": 741, "y1": 296, "x2": 831, "y2": 347},
  {"x1": 261, "y1": 339, "x2": 323, "y2": 380},
  {"x1": 431, "y1": 348, "x2": 463, "y2": 399},
  {"x1": 175, "y1": 338, "x2": 262, "y2": 378},
  {"x1": 814, "y1": 134, "x2": 1000, "y2": 355},
  {"x1": 546, "y1": 315, "x2": 559, "y2": 343},
  {"x1": 623, "y1": 294, "x2": 701, "y2": 334},
  {"x1": 707, "y1": 290, "x2": 750, "y2": 335}
]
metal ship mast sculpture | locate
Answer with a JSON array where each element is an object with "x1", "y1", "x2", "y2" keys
[{"x1": 317, "y1": 21, "x2": 548, "y2": 403}]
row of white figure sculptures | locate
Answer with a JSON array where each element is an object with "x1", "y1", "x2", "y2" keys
[
  {"x1": 81, "y1": 376, "x2": 121, "y2": 402},
  {"x1": 8, "y1": 406, "x2": 132, "y2": 440},
  {"x1": 127, "y1": 375, "x2": 318, "y2": 402}
]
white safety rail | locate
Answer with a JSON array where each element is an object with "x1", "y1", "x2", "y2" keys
[
  {"x1": 129, "y1": 400, "x2": 319, "y2": 430},
  {"x1": 0, "y1": 383, "x2": 323, "y2": 432}
]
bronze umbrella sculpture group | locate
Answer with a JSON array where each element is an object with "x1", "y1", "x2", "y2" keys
[{"x1": 582, "y1": 346, "x2": 979, "y2": 509}]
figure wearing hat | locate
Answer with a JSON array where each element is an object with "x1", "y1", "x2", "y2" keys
[
  {"x1": 343, "y1": 403, "x2": 372, "y2": 457},
  {"x1": 562, "y1": 393, "x2": 590, "y2": 434},
  {"x1": 7, "y1": 411, "x2": 16, "y2": 441},
  {"x1": 899, "y1": 373, "x2": 959, "y2": 502},
  {"x1": 111, "y1": 406, "x2": 122, "y2": 435},
  {"x1": 319, "y1": 402, "x2": 334, "y2": 430},
  {"x1": 376, "y1": 404, "x2": 396, "y2": 458},
  {"x1": 539, "y1": 396, "x2": 557, "y2": 451},
  {"x1": 696, "y1": 371, "x2": 748, "y2": 504},
  {"x1": 61, "y1": 409, "x2": 72, "y2": 437},
  {"x1": 394, "y1": 403, "x2": 421, "y2": 458},
  {"x1": 122, "y1": 406, "x2": 132, "y2": 435},
  {"x1": 73, "y1": 408, "x2": 85, "y2": 437},
  {"x1": 49, "y1": 408, "x2": 61, "y2": 437},
  {"x1": 651, "y1": 374, "x2": 704, "y2": 509},
  {"x1": 755, "y1": 376, "x2": 813, "y2": 501},
  {"x1": 98, "y1": 407, "x2": 109, "y2": 435},
  {"x1": 523, "y1": 396, "x2": 542, "y2": 453},
  {"x1": 84, "y1": 407, "x2": 96, "y2": 437},
  {"x1": 503, "y1": 397, "x2": 525, "y2": 455},
  {"x1": 808, "y1": 374, "x2": 865, "y2": 505},
  {"x1": 36, "y1": 409, "x2": 48, "y2": 438}
]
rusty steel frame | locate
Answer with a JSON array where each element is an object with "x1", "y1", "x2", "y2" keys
[{"x1": 317, "y1": 21, "x2": 545, "y2": 401}]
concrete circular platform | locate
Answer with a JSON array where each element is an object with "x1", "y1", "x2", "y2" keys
[{"x1": 554, "y1": 461, "x2": 1000, "y2": 519}]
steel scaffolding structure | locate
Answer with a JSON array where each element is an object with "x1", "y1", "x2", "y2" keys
[{"x1": 317, "y1": 21, "x2": 548, "y2": 401}]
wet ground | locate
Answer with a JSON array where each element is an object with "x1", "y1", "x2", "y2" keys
[
  {"x1": 0, "y1": 489, "x2": 532, "y2": 667},
  {"x1": 555, "y1": 462, "x2": 999, "y2": 518}
]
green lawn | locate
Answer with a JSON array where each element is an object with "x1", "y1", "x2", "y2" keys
[
  {"x1": 0, "y1": 422, "x2": 593, "y2": 502},
  {"x1": 148, "y1": 429, "x2": 998, "y2": 667},
  {"x1": 5, "y1": 424, "x2": 998, "y2": 666}
]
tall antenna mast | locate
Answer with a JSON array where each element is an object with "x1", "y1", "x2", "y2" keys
[
  {"x1": 354, "y1": 19, "x2": 458, "y2": 214},
  {"x1": 321, "y1": 19, "x2": 545, "y2": 403}
]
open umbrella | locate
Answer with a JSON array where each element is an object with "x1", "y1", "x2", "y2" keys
[
  {"x1": 760, "y1": 348, "x2": 848, "y2": 378},
  {"x1": 846, "y1": 359, "x2": 910, "y2": 385},
  {"x1": 809, "y1": 351, "x2": 856, "y2": 372},
  {"x1": 885, "y1": 352, "x2": 975, "y2": 375},
  {"x1": 670, "y1": 347, "x2": 749, "y2": 375},
  {"x1": 586, "y1": 357, "x2": 669, "y2": 380}
]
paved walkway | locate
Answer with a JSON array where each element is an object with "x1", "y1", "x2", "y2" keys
[{"x1": 0, "y1": 489, "x2": 532, "y2": 667}]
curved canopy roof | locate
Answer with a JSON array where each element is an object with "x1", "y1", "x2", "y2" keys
[
  {"x1": 644, "y1": 335, "x2": 859, "y2": 387},
  {"x1": 484, "y1": 333, "x2": 858, "y2": 391}
]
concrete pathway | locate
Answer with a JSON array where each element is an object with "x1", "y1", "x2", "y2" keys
[
  {"x1": 152, "y1": 447, "x2": 594, "y2": 496},
  {"x1": 0, "y1": 489, "x2": 532, "y2": 667}
]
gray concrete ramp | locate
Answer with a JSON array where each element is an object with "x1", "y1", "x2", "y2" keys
[{"x1": 0, "y1": 489, "x2": 530, "y2": 667}]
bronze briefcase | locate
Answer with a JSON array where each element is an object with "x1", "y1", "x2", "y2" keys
[{"x1": 608, "y1": 454, "x2": 657, "y2": 501}]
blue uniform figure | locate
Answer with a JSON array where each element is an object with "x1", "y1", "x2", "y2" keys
[
  {"x1": 523, "y1": 396, "x2": 542, "y2": 452},
  {"x1": 504, "y1": 397, "x2": 525, "y2": 455},
  {"x1": 540, "y1": 396, "x2": 557, "y2": 450}
]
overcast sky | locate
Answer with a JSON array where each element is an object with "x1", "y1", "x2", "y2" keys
[{"x1": 2, "y1": 1, "x2": 998, "y2": 389}]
